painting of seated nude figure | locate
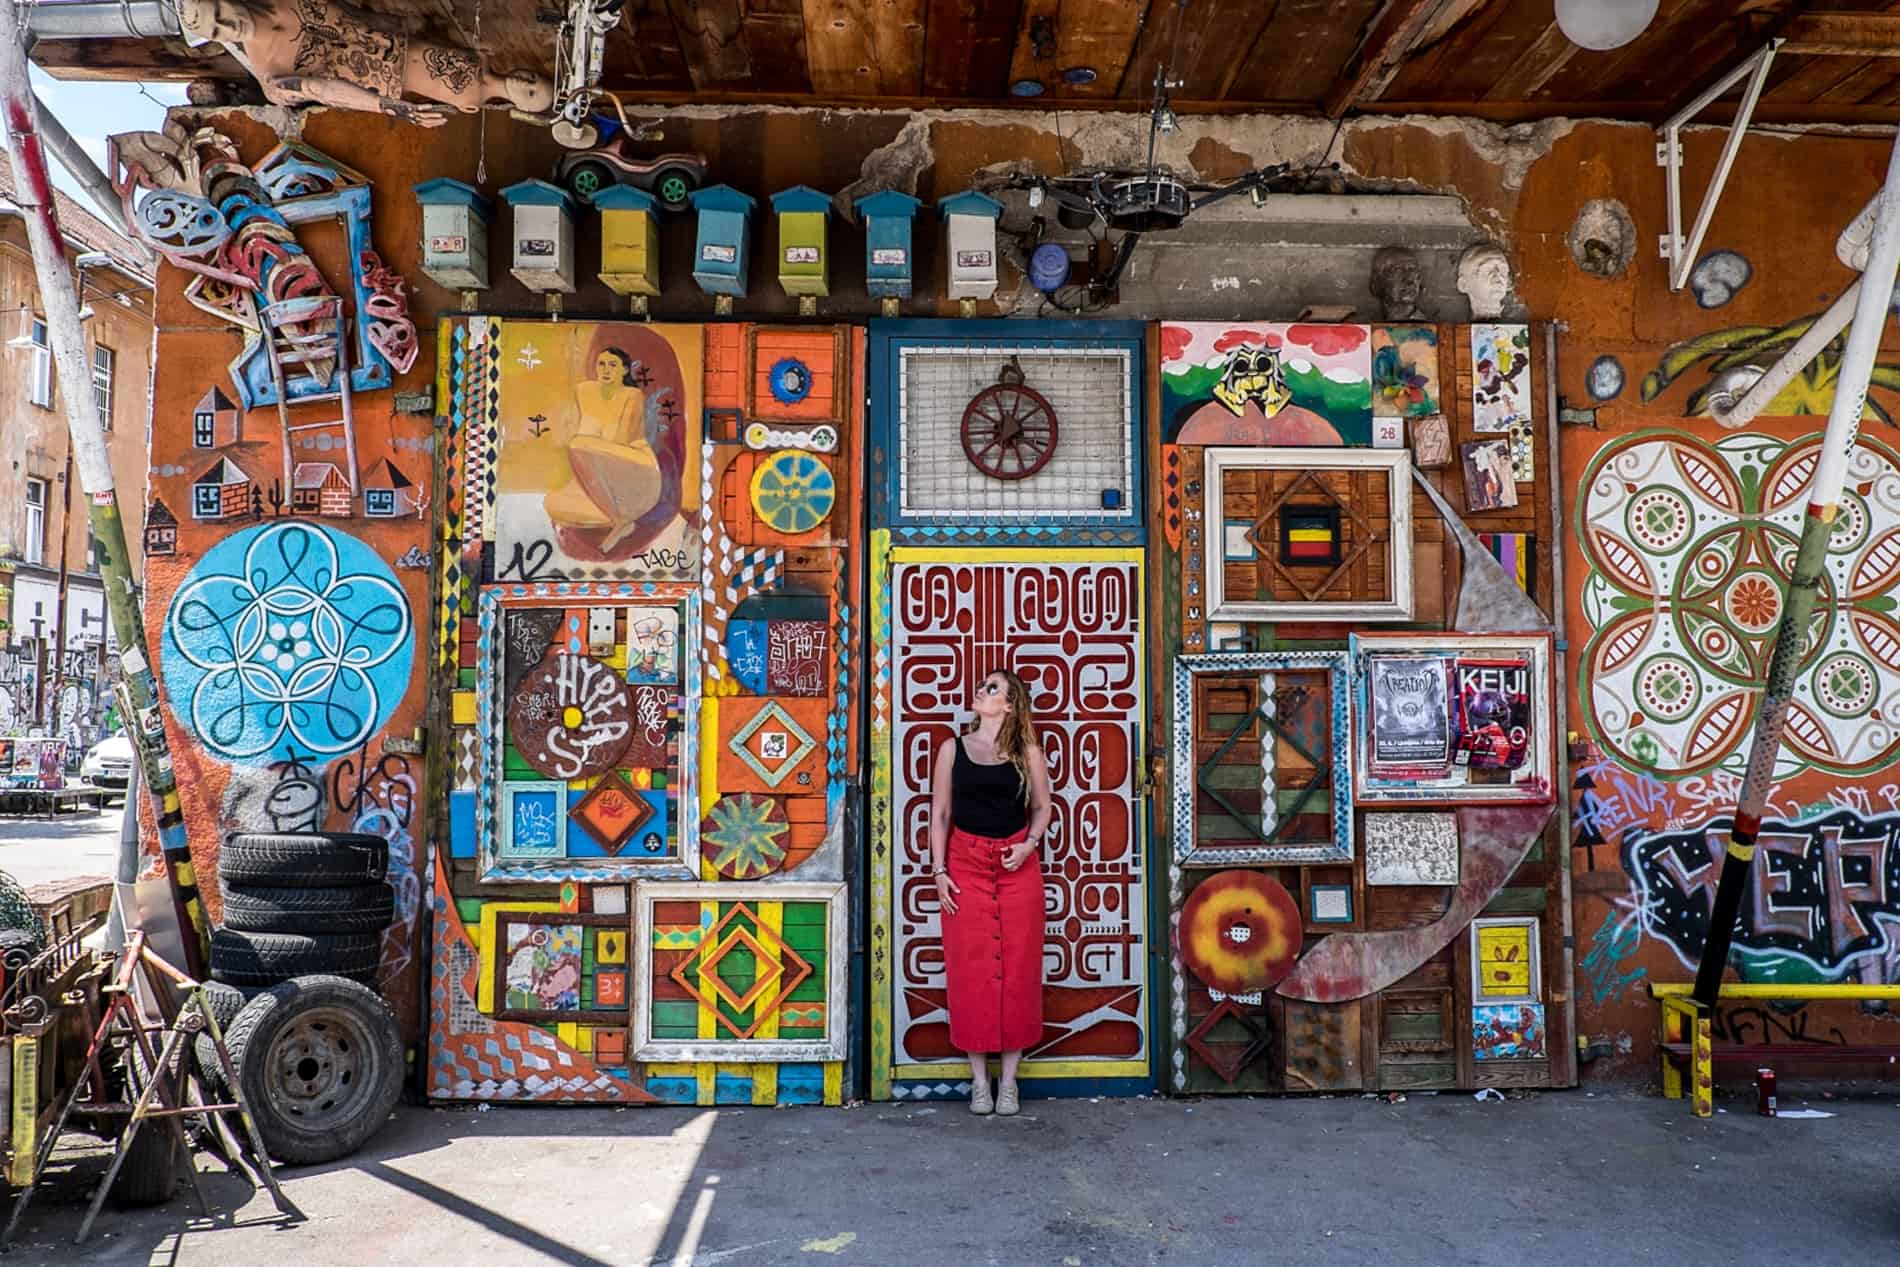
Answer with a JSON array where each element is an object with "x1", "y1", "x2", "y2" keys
[{"x1": 493, "y1": 322, "x2": 703, "y2": 581}]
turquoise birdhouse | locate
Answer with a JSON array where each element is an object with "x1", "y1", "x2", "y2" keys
[
  {"x1": 855, "y1": 190, "x2": 921, "y2": 304},
  {"x1": 412, "y1": 177, "x2": 491, "y2": 292},
  {"x1": 689, "y1": 184, "x2": 756, "y2": 302}
]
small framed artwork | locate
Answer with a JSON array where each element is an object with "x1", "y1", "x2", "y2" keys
[
  {"x1": 500, "y1": 781, "x2": 568, "y2": 861},
  {"x1": 1471, "y1": 916, "x2": 1541, "y2": 1005},
  {"x1": 1460, "y1": 438, "x2": 1519, "y2": 513},
  {"x1": 485, "y1": 910, "x2": 633, "y2": 1024},
  {"x1": 1363, "y1": 812, "x2": 1459, "y2": 885},
  {"x1": 476, "y1": 584, "x2": 702, "y2": 882},
  {"x1": 1203, "y1": 447, "x2": 1414, "y2": 622},
  {"x1": 1410, "y1": 414, "x2": 1452, "y2": 468},
  {"x1": 1351, "y1": 633, "x2": 1555, "y2": 805},
  {"x1": 1472, "y1": 1002, "x2": 1546, "y2": 1061},
  {"x1": 1307, "y1": 883, "x2": 1354, "y2": 925}
]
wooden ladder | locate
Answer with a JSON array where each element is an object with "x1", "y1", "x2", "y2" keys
[{"x1": 262, "y1": 294, "x2": 360, "y2": 501}]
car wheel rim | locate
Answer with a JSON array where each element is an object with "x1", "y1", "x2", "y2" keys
[
  {"x1": 574, "y1": 168, "x2": 602, "y2": 196},
  {"x1": 264, "y1": 1006, "x2": 374, "y2": 1129},
  {"x1": 660, "y1": 175, "x2": 688, "y2": 205}
]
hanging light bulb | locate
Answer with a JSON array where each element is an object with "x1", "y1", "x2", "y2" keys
[{"x1": 1555, "y1": 0, "x2": 1659, "y2": 51}]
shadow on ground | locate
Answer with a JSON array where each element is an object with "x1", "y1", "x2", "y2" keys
[{"x1": 6, "y1": 1084, "x2": 1900, "y2": 1266}]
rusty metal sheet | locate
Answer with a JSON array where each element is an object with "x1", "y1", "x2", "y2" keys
[{"x1": 1275, "y1": 803, "x2": 1553, "y2": 1003}]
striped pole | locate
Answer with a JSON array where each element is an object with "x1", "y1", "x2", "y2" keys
[
  {"x1": 0, "y1": 7, "x2": 209, "y2": 977},
  {"x1": 1692, "y1": 131, "x2": 1900, "y2": 1007}
]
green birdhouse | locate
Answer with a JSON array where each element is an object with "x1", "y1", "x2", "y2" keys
[{"x1": 771, "y1": 185, "x2": 832, "y2": 299}]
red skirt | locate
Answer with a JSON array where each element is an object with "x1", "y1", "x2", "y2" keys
[{"x1": 941, "y1": 826, "x2": 1044, "y2": 1054}]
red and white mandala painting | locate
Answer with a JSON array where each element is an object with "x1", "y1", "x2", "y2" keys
[{"x1": 1579, "y1": 432, "x2": 1900, "y2": 778}]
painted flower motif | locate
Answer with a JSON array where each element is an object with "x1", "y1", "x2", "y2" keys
[
  {"x1": 1372, "y1": 345, "x2": 1428, "y2": 409},
  {"x1": 164, "y1": 522, "x2": 413, "y2": 761},
  {"x1": 1727, "y1": 575, "x2": 1780, "y2": 629}
]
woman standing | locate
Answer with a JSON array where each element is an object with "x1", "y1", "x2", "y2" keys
[{"x1": 930, "y1": 670, "x2": 1053, "y2": 1116}]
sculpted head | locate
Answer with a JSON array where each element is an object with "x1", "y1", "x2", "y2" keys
[
  {"x1": 1456, "y1": 242, "x2": 1513, "y2": 319},
  {"x1": 177, "y1": 0, "x2": 257, "y2": 43}
]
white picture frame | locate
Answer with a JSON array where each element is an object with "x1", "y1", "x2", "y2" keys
[
  {"x1": 632, "y1": 880, "x2": 849, "y2": 1062},
  {"x1": 1203, "y1": 447, "x2": 1414, "y2": 622}
]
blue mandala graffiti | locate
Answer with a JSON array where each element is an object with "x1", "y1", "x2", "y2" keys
[
  {"x1": 767, "y1": 356, "x2": 813, "y2": 405},
  {"x1": 163, "y1": 521, "x2": 414, "y2": 763}
]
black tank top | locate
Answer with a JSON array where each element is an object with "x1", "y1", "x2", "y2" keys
[{"x1": 950, "y1": 736, "x2": 1029, "y2": 838}]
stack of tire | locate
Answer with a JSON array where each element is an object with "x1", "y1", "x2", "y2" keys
[{"x1": 197, "y1": 833, "x2": 404, "y2": 1165}]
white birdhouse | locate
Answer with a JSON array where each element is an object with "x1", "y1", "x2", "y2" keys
[
  {"x1": 939, "y1": 190, "x2": 1004, "y2": 301},
  {"x1": 501, "y1": 179, "x2": 578, "y2": 294}
]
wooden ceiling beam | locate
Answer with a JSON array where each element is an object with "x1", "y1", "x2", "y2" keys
[
  {"x1": 1782, "y1": 12, "x2": 1900, "y2": 57},
  {"x1": 1322, "y1": 0, "x2": 1460, "y2": 118}
]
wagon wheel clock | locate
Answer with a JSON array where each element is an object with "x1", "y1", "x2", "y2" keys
[{"x1": 961, "y1": 358, "x2": 1059, "y2": 480}]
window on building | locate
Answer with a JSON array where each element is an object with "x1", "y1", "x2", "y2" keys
[
  {"x1": 28, "y1": 319, "x2": 52, "y2": 408},
  {"x1": 24, "y1": 478, "x2": 47, "y2": 564},
  {"x1": 92, "y1": 345, "x2": 115, "y2": 430},
  {"x1": 192, "y1": 484, "x2": 220, "y2": 519}
]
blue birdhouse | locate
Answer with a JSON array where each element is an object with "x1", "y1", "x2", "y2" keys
[
  {"x1": 938, "y1": 190, "x2": 1004, "y2": 301},
  {"x1": 689, "y1": 184, "x2": 757, "y2": 299},
  {"x1": 412, "y1": 177, "x2": 492, "y2": 291},
  {"x1": 855, "y1": 190, "x2": 921, "y2": 301}
]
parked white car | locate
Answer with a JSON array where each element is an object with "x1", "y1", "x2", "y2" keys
[{"x1": 80, "y1": 732, "x2": 134, "y2": 798}]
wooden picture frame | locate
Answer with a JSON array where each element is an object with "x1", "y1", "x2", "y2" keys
[
  {"x1": 1350, "y1": 633, "x2": 1556, "y2": 806},
  {"x1": 1470, "y1": 916, "x2": 1542, "y2": 1006},
  {"x1": 1203, "y1": 447, "x2": 1413, "y2": 622},
  {"x1": 486, "y1": 910, "x2": 632, "y2": 1025}
]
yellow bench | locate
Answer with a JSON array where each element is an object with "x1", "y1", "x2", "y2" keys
[{"x1": 1651, "y1": 982, "x2": 1900, "y2": 1117}]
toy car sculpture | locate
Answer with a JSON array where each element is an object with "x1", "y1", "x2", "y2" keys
[{"x1": 550, "y1": 98, "x2": 707, "y2": 210}]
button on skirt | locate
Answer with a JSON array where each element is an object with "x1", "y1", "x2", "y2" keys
[{"x1": 941, "y1": 827, "x2": 1044, "y2": 1054}]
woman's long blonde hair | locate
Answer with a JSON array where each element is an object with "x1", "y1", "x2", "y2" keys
[{"x1": 979, "y1": 669, "x2": 1038, "y2": 802}]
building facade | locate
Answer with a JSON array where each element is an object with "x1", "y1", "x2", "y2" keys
[{"x1": 0, "y1": 150, "x2": 153, "y2": 748}]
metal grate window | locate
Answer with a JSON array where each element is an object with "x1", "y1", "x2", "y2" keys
[
  {"x1": 92, "y1": 345, "x2": 115, "y2": 430},
  {"x1": 897, "y1": 344, "x2": 1133, "y2": 521}
]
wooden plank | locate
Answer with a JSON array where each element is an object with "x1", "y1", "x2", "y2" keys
[
  {"x1": 1472, "y1": 1059, "x2": 1548, "y2": 1088},
  {"x1": 1006, "y1": 0, "x2": 1149, "y2": 100},
  {"x1": 1815, "y1": 60, "x2": 1900, "y2": 102},
  {"x1": 1116, "y1": 0, "x2": 1280, "y2": 102},
  {"x1": 1323, "y1": 0, "x2": 1458, "y2": 116},
  {"x1": 1229, "y1": 0, "x2": 1387, "y2": 105},
  {"x1": 921, "y1": 0, "x2": 1021, "y2": 97},
  {"x1": 667, "y1": 0, "x2": 813, "y2": 92},
  {"x1": 606, "y1": 0, "x2": 695, "y2": 89},
  {"x1": 1782, "y1": 11, "x2": 1900, "y2": 56},
  {"x1": 1479, "y1": 19, "x2": 1580, "y2": 103},
  {"x1": 804, "y1": 0, "x2": 927, "y2": 96}
]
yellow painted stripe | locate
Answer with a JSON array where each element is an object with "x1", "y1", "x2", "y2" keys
[
  {"x1": 697, "y1": 900, "x2": 718, "y2": 1041},
  {"x1": 557, "y1": 1022, "x2": 579, "y2": 1050},
  {"x1": 700, "y1": 696, "x2": 720, "y2": 806},
  {"x1": 752, "y1": 1062, "x2": 778, "y2": 1106},
  {"x1": 1651, "y1": 982, "x2": 1900, "y2": 1000},
  {"x1": 1726, "y1": 841, "x2": 1756, "y2": 863},
  {"x1": 823, "y1": 1061, "x2": 843, "y2": 1106},
  {"x1": 695, "y1": 1062, "x2": 715, "y2": 1105},
  {"x1": 1287, "y1": 528, "x2": 1332, "y2": 542},
  {"x1": 646, "y1": 1062, "x2": 695, "y2": 1077}
]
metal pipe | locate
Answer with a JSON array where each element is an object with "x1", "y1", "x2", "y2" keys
[
  {"x1": 21, "y1": 1, "x2": 179, "y2": 39},
  {"x1": 1543, "y1": 318, "x2": 1577, "y2": 1088},
  {"x1": 0, "y1": 0, "x2": 209, "y2": 979},
  {"x1": 1664, "y1": 42, "x2": 1778, "y2": 132},
  {"x1": 1672, "y1": 44, "x2": 1779, "y2": 293},
  {"x1": 1712, "y1": 280, "x2": 1860, "y2": 429},
  {"x1": 1692, "y1": 133, "x2": 1900, "y2": 1008},
  {"x1": 29, "y1": 91, "x2": 141, "y2": 241}
]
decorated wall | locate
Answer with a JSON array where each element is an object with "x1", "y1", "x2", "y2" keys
[
  {"x1": 432, "y1": 319, "x2": 861, "y2": 1104},
  {"x1": 129, "y1": 98, "x2": 1900, "y2": 1095},
  {"x1": 1153, "y1": 318, "x2": 1568, "y2": 1094}
]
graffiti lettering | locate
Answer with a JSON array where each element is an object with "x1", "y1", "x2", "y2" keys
[
  {"x1": 498, "y1": 539, "x2": 561, "y2": 582},
  {"x1": 1625, "y1": 808, "x2": 1900, "y2": 979}
]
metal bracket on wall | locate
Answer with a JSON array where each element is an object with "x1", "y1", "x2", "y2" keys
[{"x1": 1656, "y1": 39, "x2": 1781, "y2": 293}]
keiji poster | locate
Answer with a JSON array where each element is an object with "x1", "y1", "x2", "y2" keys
[{"x1": 1453, "y1": 656, "x2": 1533, "y2": 774}]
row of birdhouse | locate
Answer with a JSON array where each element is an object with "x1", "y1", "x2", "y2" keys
[{"x1": 413, "y1": 179, "x2": 1005, "y2": 305}]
